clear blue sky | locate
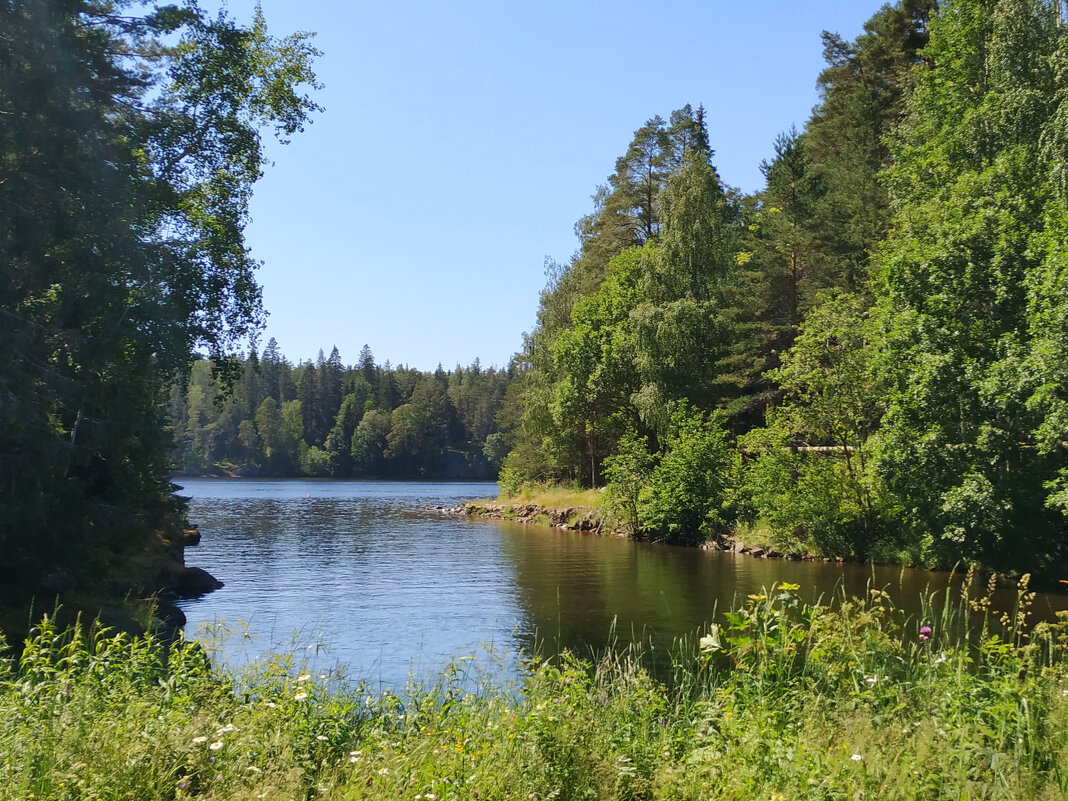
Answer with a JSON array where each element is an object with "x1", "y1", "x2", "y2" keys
[{"x1": 218, "y1": 1, "x2": 883, "y2": 370}]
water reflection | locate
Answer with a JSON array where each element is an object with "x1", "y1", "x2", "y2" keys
[{"x1": 176, "y1": 479, "x2": 1068, "y2": 690}]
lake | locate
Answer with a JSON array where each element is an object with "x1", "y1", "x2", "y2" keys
[{"x1": 175, "y1": 478, "x2": 1068, "y2": 689}]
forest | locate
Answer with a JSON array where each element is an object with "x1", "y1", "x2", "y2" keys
[
  {"x1": 168, "y1": 344, "x2": 517, "y2": 479},
  {"x1": 492, "y1": 0, "x2": 1068, "y2": 576}
]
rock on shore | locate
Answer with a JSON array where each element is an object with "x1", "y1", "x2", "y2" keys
[{"x1": 431, "y1": 502, "x2": 605, "y2": 534}]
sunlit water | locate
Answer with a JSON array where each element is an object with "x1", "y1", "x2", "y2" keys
[{"x1": 175, "y1": 479, "x2": 1068, "y2": 689}]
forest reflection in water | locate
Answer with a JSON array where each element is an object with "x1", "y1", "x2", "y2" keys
[{"x1": 175, "y1": 479, "x2": 1068, "y2": 689}]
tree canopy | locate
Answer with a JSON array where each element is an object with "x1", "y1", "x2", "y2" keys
[
  {"x1": 0, "y1": 0, "x2": 320, "y2": 600},
  {"x1": 500, "y1": 0, "x2": 1068, "y2": 574}
]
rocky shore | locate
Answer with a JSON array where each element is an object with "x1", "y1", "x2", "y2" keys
[
  {"x1": 429, "y1": 502, "x2": 605, "y2": 534},
  {"x1": 146, "y1": 524, "x2": 224, "y2": 636},
  {"x1": 432, "y1": 501, "x2": 854, "y2": 564},
  {"x1": 75, "y1": 524, "x2": 221, "y2": 640}
]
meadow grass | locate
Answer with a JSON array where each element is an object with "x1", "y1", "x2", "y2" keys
[
  {"x1": 491, "y1": 484, "x2": 604, "y2": 508},
  {"x1": 3, "y1": 575, "x2": 1068, "y2": 800}
]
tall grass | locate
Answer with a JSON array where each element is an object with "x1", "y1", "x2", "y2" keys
[
  {"x1": 492, "y1": 484, "x2": 604, "y2": 508},
  {"x1": 3, "y1": 577, "x2": 1068, "y2": 800}
]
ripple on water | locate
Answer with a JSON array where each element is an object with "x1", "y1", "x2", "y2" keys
[{"x1": 175, "y1": 478, "x2": 1068, "y2": 689}]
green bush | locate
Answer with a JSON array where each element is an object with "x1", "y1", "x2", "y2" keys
[
  {"x1": 737, "y1": 411, "x2": 911, "y2": 560},
  {"x1": 299, "y1": 444, "x2": 333, "y2": 477},
  {"x1": 603, "y1": 430, "x2": 654, "y2": 536},
  {"x1": 639, "y1": 405, "x2": 734, "y2": 544}
]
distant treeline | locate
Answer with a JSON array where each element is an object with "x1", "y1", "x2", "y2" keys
[{"x1": 168, "y1": 342, "x2": 518, "y2": 479}]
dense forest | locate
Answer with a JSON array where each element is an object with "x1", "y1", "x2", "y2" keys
[
  {"x1": 168, "y1": 344, "x2": 516, "y2": 479},
  {"x1": 499, "y1": 0, "x2": 1068, "y2": 575},
  {"x1": 0, "y1": 0, "x2": 320, "y2": 615}
]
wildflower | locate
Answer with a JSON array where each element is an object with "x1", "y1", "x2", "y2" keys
[
  {"x1": 349, "y1": 755, "x2": 360, "y2": 763},
  {"x1": 349, "y1": 750, "x2": 362, "y2": 756},
  {"x1": 247, "y1": 766, "x2": 261, "y2": 773},
  {"x1": 318, "y1": 673, "x2": 327, "y2": 679},
  {"x1": 426, "y1": 795, "x2": 438, "y2": 800},
  {"x1": 748, "y1": 593, "x2": 766, "y2": 601},
  {"x1": 851, "y1": 753, "x2": 863, "y2": 761},
  {"x1": 297, "y1": 673, "x2": 311, "y2": 682},
  {"x1": 919, "y1": 625, "x2": 932, "y2": 642},
  {"x1": 217, "y1": 723, "x2": 238, "y2": 734},
  {"x1": 295, "y1": 692, "x2": 308, "y2": 700},
  {"x1": 316, "y1": 735, "x2": 328, "y2": 741},
  {"x1": 699, "y1": 625, "x2": 722, "y2": 653},
  {"x1": 210, "y1": 741, "x2": 224, "y2": 751},
  {"x1": 265, "y1": 701, "x2": 277, "y2": 708},
  {"x1": 192, "y1": 736, "x2": 208, "y2": 744},
  {"x1": 778, "y1": 582, "x2": 800, "y2": 591}
]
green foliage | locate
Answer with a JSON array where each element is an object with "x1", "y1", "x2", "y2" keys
[
  {"x1": 5, "y1": 584, "x2": 1068, "y2": 800},
  {"x1": 738, "y1": 415, "x2": 905, "y2": 559},
  {"x1": 351, "y1": 408, "x2": 392, "y2": 475},
  {"x1": 804, "y1": 0, "x2": 936, "y2": 292},
  {"x1": 639, "y1": 406, "x2": 734, "y2": 545},
  {"x1": 299, "y1": 444, "x2": 332, "y2": 477},
  {"x1": 602, "y1": 430, "x2": 654, "y2": 536},
  {"x1": 170, "y1": 348, "x2": 516, "y2": 479},
  {"x1": 518, "y1": 106, "x2": 724, "y2": 487},
  {"x1": 739, "y1": 417, "x2": 856, "y2": 556},
  {"x1": 0, "y1": 0, "x2": 320, "y2": 600},
  {"x1": 494, "y1": 462, "x2": 526, "y2": 499},
  {"x1": 497, "y1": 0, "x2": 1068, "y2": 573},
  {"x1": 738, "y1": 296, "x2": 910, "y2": 559},
  {"x1": 871, "y1": 0, "x2": 1068, "y2": 570}
]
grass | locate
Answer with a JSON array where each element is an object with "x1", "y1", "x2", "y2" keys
[
  {"x1": 492, "y1": 485, "x2": 605, "y2": 508},
  {"x1": 3, "y1": 575, "x2": 1068, "y2": 800}
]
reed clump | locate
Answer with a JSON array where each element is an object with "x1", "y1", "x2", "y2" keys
[{"x1": 2, "y1": 577, "x2": 1068, "y2": 800}]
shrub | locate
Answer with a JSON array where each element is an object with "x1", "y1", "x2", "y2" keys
[{"x1": 639, "y1": 405, "x2": 734, "y2": 544}]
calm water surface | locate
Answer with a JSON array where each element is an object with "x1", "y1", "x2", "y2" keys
[{"x1": 175, "y1": 479, "x2": 1068, "y2": 688}]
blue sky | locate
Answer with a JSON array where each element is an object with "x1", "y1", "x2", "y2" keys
[{"x1": 220, "y1": 1, "x2": 882, "y2": 370}]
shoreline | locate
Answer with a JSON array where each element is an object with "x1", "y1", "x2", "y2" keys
[
  {"x1": 446, "y1": 500, "x2": 1068, "y2": 590},
  {"x1": 441, "y1": 500, "x2": 834, "y2": 561}
]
